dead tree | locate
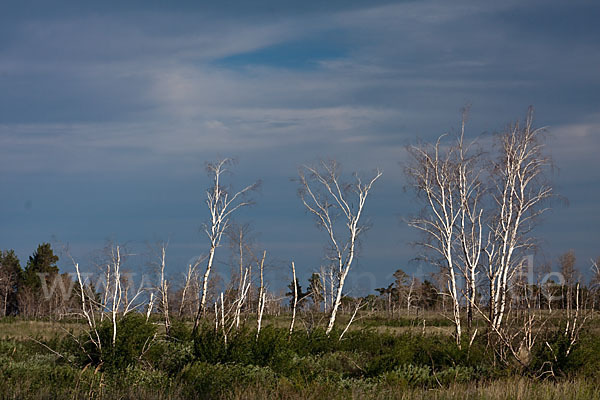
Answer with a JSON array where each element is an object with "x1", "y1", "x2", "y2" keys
[
  {"x1": 455, "y1": 113, "x2": 485, "y2": 332},
  {"x1": 70, "y1": 244, "x2": 147, "y2": 355},
  {"x1": 230, "y1": 265, "x2": 251, "y2": 330},
  {"x1": 179, "y1": 260, "x2": 201, "y2": 317},
  {"x1": 405, "y1": 135, "x2": 463, "y2": 346},
  {"x1": 100, "y1": 262, "x2": 111, "y2": 322},
  {"x1": 193, "y1": 159, "x2": 259, "y2": 334},
  {"x1": 110, "y1": 246, "x2": 122, "y2": 346},
  {"x1": 289, "y1": 261, "x2": 298, "y2": 337},
  {"x1": 339, "y1": 299, "x2": 364, "y2": 340},
  {"x1": 102, "y1": 245, "x2": 147, "y2": 345},
  {"x1": 298, "y1": 160, "x2": 381, "y2": 335},
  {"x1": 146, "y1": 292, "x2": 155, "y2": 321},
  {"x1": 407, "y1": 275, "x2": 419, "y2": 316},
  {"x1": 74, "y1": 262, "x2": 102, "y2": 359},
  {"x1": 256, "y1": 251, "x2": 266, "y2": 339},
  {"x1": 143, "y1": 241, "x2": 172, "y2": 331},
  {"x1": 485, "y1": 108, "x2": 553, "y2": 332},
  {"x1": 558, "y1": 250, "x2": 576, "y2": 311},
  {"x1": 308, "y1": 272, "x2": 325, "y2": 312},
  {"x1": 157, "y1": 243, "x2": 170, "y2": 335},
  {"x1": 226, "y1": 223, "x2": 259, "y2": 324},
  {"x1": 318, "y1": 265, "x2": 335, "y2": 312}
]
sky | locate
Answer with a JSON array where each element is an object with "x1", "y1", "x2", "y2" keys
[{"x1": 1, "y1": 0, "x2": 599, "y2": 294}]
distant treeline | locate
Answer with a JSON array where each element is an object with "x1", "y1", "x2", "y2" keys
[
  {"x1": 1, "y1": 243, "x2": 598, "y2": 320},
  {"x1": 0, "y1": 243, "x2": 79, "y2": 317}
]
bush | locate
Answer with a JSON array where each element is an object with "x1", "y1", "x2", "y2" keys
[
  {"x1": 436, "y1": 365, "x2": 476, "y2": 385},
  {"x1": 381, "y1": 364, "x2": 433, "y2": 387},
  {"x1": 193, "y1": 325, "x2": 296, "y2": 370},
  {"x1": 115, "y1": 365, "x2": 170, "y2": 390},
  {"x1": 379, "y1": 364, "x2": 476, "y2": 388},
  {"x1": 178, "y1": 362, "x2": 278, "y2": 398},
  {"x1": 277, "y1": 351, "x2": 367, "y2": 385},
  {"x1": 169, "y1": 320, "x2": 192, "y2": 342},
  {"x1": 146, "y1": 340, "x2": 194, "y2": 375},
  {"x1": 535, "y1": 332, "x2": 600, "y2": 379},
  {"x1": 530, "y1": 333, "x2": 572, "y2": 376},
  {"x1": 80, "y1": 313, "x2": 157, "y2": 370},
  {"x1": 289, "y1": 327, "x2": 340, "y2": 356}
]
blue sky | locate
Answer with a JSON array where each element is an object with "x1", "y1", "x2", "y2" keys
[{"x1": 1, "y1": 0, "x2": 599, "y2": 293}]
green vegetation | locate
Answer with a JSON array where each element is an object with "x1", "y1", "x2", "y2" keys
[
  {"x1": 0, "y1": 239, "x2": 598, "y2": 398},
  {"x1": 1, "y1": 315, "x2": 600, "y2": 399}
]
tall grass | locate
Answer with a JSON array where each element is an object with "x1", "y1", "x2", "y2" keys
[
  {"x1": 229, "y1": 378, "x2": 600, "y2": 400},
  {"x1": 1, "y1": 316, "x2": 600, "y2": 399}
]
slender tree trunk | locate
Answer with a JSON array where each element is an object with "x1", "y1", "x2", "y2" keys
[
  {"x1": 179, "y1": 264, "x2": 194, "y2": 317},
  {"x1": 326, "y1": 271, "x2": 346, "y2": 335},
  {"x1": 193, "y1": 245, "x2": 215, "y2": 333},
  {"x1": 289, "y1": 262, "x2": 298, "y2": 338},
  {"x1": 200, "y1": 246, "x2": 216, "y2": 315},
  {"x1": 256, "y1": 251, "x2": 266, "y2": 339},
  {"x1": 2, "y1": 292, "x2": 7, "y2": 317},
  {"x1": 467, "y1": 264, "x2": 476, "y2": 331}
]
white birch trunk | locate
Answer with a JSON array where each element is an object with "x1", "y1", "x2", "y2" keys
[{"x1": 289, "y1": 261, "x2": 298, "y2": 337}]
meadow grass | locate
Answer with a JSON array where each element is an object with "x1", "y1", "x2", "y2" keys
[{"x1": 0, "y1": 314, "x2": 599, "y2": 399}]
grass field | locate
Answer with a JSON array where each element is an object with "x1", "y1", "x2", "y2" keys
[{"x1": 0, "y1": 313, "x2": 599, "y2": 399}]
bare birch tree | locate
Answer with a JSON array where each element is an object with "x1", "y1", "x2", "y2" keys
[
  {"x1": 178, "y1": 260, "x2": 201, "y2": 317},
  {"x1": 455, "y1": 115, "x2": 485, "y2": 332},
  {"x1": 298, "y1": 160, "x2": 381, "y2": 335},
  {"x1": 256, "y1": 251, "x2": 266, "y2": 339},
  {"x1": 226, "y1": 223, "x2": 258, "y2": 321},
  {"x1": 73, "y1": 261, "x2": 102, "y2": 358},
  {"x1": 193, "y1": 159, "x2": 259, "y2": 333},
  {"x1": 155, "y1": 242, "x2": 170, "y2": 335},
  {"x1": 69, "y1": 243, "x2": 147, "y2": 355},
  {"x1": 289, "y1": 261, "x2": 298, "y2": 337},
  {"x1": 405, "y1": 136, "x2": 463, "y2": 346},
  {"x1": 485, "y1": 108, "x2": 553, "y2": 332}
]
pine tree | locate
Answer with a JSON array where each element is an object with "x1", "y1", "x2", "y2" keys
[
  {"x1": 286, "y1": 280, "x2": 308, "y2": 308},
  {"x1": 21, "y1": 243, "x2": 59, "y2": 290},
  {"x1": 0, "y1": 250, "x2": 22, "y2": 316}
]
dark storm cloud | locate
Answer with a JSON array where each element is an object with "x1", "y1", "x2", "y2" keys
[{"x1": 0, "y1": 0, "x2": 598, "y2": 290}]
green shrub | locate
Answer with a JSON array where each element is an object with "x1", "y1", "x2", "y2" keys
[
  {"x1": 557, "y1": 333, "x2": 600, "y2": 379},
  {"x1": 381, "y1": 364, "x2": 432, "y2": 387},
  {"x1": 379, "y1": 364, "x2": 476, "y2": 388},
  {"x1": 289, "y1": 327, "x2": 340, "y2": 356},
  {"x1": 278, "y1": 352, "x2": 366, "y2": 385},
  {"x1": 81, "y1": 313, "x2": 157, "y2": 370},
  {"x1": 169, "y1": 319, "x2": 192, "y2": 342},
  {"x1": 530, "y1": 333, "x2": 572, "y2": 376},
  {"x1": 0, "y1": 338, "x2": 44, "y2": 362},
  {"x1": 192, "y1": 326, "x2": 229, "y2": 364},
  {"x1": 193, "y1": 325, "x2": 296, "y2": 370},
  {"x1": 146, "y1": 340, "x2": 194, "y2": 375},
  {"x1": 313, "y1": 351, "x2": 366, "y2": 379},
  {"x1": 436, "y1": 365, "x2": 476, "y2": 385},
  {"x1": 178, "y1": 361, "x2": 278, "y2": 398},
  {"x1": 252, "y1": 326, "x2": 296, "y2": 371},
  {"x1": 361, "y1": 332, "x2": 488, "y2": 377},
  {"x1": 117, "y1": 365, "x2": 170, "y2": 389}
]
